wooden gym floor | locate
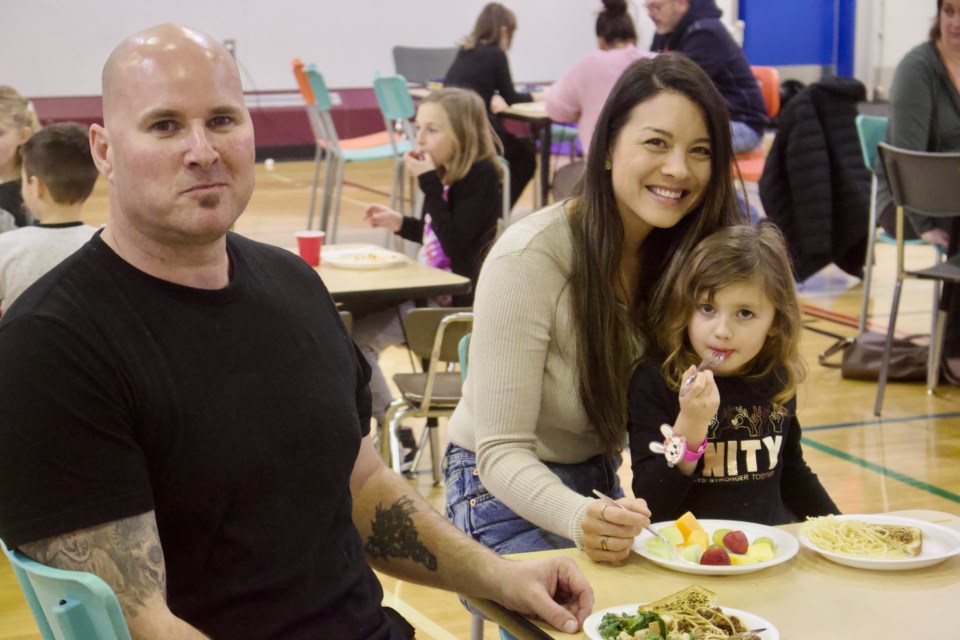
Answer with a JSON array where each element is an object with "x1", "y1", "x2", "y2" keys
[{"x1": 0, "y1": 159, "x2": 956, "y2": 639}]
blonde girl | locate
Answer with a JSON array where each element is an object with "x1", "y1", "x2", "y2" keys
[
  {"x1": 0, "y1": 86, "x2": 41, "y2": 231},
  {"x1": 628, "y1": 223, "x2": 839, "y2": 525},
  {"x1": 357, "y1": 87, "x2": 503, "y2": 435}
]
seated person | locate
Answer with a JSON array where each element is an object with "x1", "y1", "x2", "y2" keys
[
  {"x1": 545, "y1": 0, "x2": 654, "y2": 156},
  {"x1": 0, "y1": 24, "x2": 593, "y2": 640},
  {"x1": 444, "y1": 2, "x2": 539, "y2": 208},
  {"x1": 874, "y1": 0, "x2": 960, "y2": 383},
  {"x1": 628, "y1": 224, "x2": 839, "y2": 524},
  {"x1": 647, "y1": 0, "x2": 767, "y2": 153},
  {"x1": 0, "y1": 85, "x2": 40, "y2": 232},
  {"x1": 0, "y1": 122, "x2": 98, "y2": 312}
]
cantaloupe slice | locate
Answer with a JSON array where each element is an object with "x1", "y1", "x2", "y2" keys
[
  {"x1": 675, "y1": 511, "x2": 706, "y2": 542},
  {"x1": 686, "y1": 529, "x2": 709, "y2": 550}
]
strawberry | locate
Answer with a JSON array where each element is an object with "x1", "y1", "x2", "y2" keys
[
  {"x1": 699, "y1": 544, "x2": 731, "y2": 565},
  {"x1": 722, "y1": 530, "x2": 749, "y2": 555}
]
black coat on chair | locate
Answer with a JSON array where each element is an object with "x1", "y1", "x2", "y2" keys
[{"x1": 759, "y1": 77, "x2": 871, "y2": 282}]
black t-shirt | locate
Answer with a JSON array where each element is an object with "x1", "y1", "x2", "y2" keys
[
  {"x1": 628, "y1": 359, "x2": 839, "y2": 525},
  {"x1": 0, "y1": 232, "x2": 390, "y2": 639}
]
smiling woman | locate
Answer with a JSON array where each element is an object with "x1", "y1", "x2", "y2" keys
[{"x1": 443, "y1": 53, "x2": 746, "y2": 565}]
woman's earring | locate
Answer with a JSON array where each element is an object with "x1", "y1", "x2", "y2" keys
[{"x1": 604, "y1": 159, "x2": 612, "y2": 171}]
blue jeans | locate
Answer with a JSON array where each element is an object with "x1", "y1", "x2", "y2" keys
[{"x1": 443, "y1": 444, "x2": 624, "y2": 555}]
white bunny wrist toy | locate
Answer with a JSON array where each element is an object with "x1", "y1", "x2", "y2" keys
[{"x1": 648, "y1": 424, "x2": 707, "y2": 468}]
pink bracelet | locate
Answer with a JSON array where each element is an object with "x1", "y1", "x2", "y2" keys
[{"x1": 683, "y1": 435, "x2": 708, "y2": 461}]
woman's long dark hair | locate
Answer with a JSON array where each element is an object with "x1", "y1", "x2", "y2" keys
[{"x1": 567, "y1": 53, "x2": 746, "y2": 454}]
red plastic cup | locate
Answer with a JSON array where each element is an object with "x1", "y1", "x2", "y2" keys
[{"x1": 295, "y1": 230, "x2": 325, "y2": 266}]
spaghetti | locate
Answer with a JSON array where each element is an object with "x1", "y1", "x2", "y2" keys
[{"x1": 800, "y1": 516, "x2": 919, "y2": 558}]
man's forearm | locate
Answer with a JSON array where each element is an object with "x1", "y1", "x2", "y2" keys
[
  {"x1": 352, "y1": 463, "x2": 505, "y2": 601},
  {"x1": 20, "y1": 513, "x2": 209, "y2": 640}
]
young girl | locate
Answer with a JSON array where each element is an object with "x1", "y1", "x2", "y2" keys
[
  {"x1": 357, "y1": 87, "x2": 503, "y2": 434},
  {"x1": 0, "y1": 86, "x2": 40, "y2": 232},
  {"x1": 628, "y1": 223, "x2": 840, "y2": 525}
]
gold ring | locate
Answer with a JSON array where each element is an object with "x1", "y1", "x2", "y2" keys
[
  {"x1": 600, "y1": 535, "x2": 609, "y2": 552},
  {"x1": 600, "y1": 504, "x2": 610, "y2": 523}
]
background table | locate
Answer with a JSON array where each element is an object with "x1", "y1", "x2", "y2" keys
[
  {"x1": 315, "y1": 244, "x2": 471, "y2": 303},
  {"x1": 467, "y1": 510, "x2": 960, "y2": 639},
  {"x1": 500, "y1": 102, "x2": 553, "y2": 209}
]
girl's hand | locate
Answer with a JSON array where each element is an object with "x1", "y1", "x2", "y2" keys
[
  {"x1": 490, "y1": 94, "x2": 509, "y2": 114},
  {"x1": 403, "y1": 150, "x2": 436, "y2": 177},
  {"x1": 580, "y1": 498, "x2": 650, "y2": 563},
  {"x1": 363, "y1": 203, "x2": 403, "y2": 233},
  {"x1": 676, "y1": 365, "x2": 719, "y2": 439}
]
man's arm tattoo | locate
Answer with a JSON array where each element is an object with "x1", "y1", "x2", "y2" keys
[
  {"x1": 20, "y1": 512, "x2": 167, "y2": 611},
  {"x1": 364, "y1": 496, "x2": 438, "y2": 571}
]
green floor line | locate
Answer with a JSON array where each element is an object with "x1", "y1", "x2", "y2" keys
[{"x1": 801, "y1": 437, "x2": 960, "y2": 504}]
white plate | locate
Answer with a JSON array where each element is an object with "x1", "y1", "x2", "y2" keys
[
  {"x1": 797, "y1": 514, "x2": 960, "y2": 571},
  {"x1": 584, "y1": 603, "x2": 779, "y2": 640},
  {"x1": 509, "y1": 101, "x2": 546, "y2": 114},
  {"x1": 632, "y1": 519, "x2": 799, "y2": 575},
  {"x1": 323, "y1": 246, "x2": 409, "y2": 270}
]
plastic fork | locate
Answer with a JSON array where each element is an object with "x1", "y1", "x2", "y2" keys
[
  {"x1": 591, "y1": 490, "x2": 681, "y2": 560},
  {"x1": 678, "y1": 351, "x2": 727, "y2": 398}
]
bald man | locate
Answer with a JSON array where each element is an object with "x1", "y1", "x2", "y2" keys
[{"x1": 0, "y1": 24, "x2": 592, "y2": 639}]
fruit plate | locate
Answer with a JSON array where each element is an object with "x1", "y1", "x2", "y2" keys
[
  {"x1": 584, "y1": 603, "x2": 779, "y2": 640},
  {"x1": 796, "y1": 514, "x2": 960, "y2": 571},
  {"x1": 323, "y1": 246, "x2": 409, "y2": 270},
  {"x1": 632, "y1": 519, "x2": 799, "y2": 575}
]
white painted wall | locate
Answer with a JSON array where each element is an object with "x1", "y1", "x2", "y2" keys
[
  {"x1": 1, "y1": 0, "x2": 931, "y2": 100},
  {"x1": 857, "y1": 0, "x2": 940, "y2": 100},
  {"x1": 4, "y1": 0, "x2": 744, "y2": 98}
]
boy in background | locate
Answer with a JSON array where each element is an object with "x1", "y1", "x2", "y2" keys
[{"x1": 0, "y1": 122, "x2": 97, "y2": 312}]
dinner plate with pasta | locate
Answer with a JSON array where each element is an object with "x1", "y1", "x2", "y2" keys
[
  {"x1": 798, "y1": 514, "x2": 960, "y2": 570},
  {"x1": 585, "y1": 585, "x2": 779, "y2": 640}
]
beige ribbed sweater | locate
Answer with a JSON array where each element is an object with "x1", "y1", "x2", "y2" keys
[{"x1": 447, "y1": 202, "x2": 605, "y2": 547}]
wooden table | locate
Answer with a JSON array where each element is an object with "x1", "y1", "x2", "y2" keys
[
  {"x1": 314, "y1": 244, "x2": 471, "y2": 303},
  {"x1": 466, "y1": 510, "x2": 960, "y2": 639},
  {"x1": 500, "y1": 102, "x2": 553, "y2": 209}
]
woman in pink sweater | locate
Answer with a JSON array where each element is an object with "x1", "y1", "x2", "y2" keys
[{"x1": 545, "y1": 0, "x2": 654, "y2": 156}]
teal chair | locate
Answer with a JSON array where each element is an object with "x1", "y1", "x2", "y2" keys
[
  {"x1": 372, "y1": 75, "x2": 419, "y2": 220},
  {"x1": 856, "y1": 114, "x2": 944, "y2": 334},
  {"x1": 292, "y1": 60, "x2": 411, "y2": 241},
  {"x1": 0, "y1": 538, "x2": 131, "y2": 640},
  {"x1": 457, "y1": 332, "x2": 470, "y2": 381}
]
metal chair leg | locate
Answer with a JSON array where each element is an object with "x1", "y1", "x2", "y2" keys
[
  {"x1": 929, "y1": 307, "x2": 948, "y2": 393},
  {"x1": 428, "y1": 422, "x2": 442, "y2": 485},
  {"x1": 470, "y1": 613, "x2": 484, "y2": 640},
  {"x1": 859, "y1": 177, "x2": 879, "y2": 334},
  {"x1": 329, "y1": 159, "x2": 347, "y2": 243},
  {"x1": 382, "y1": 399, "x2": 410, "y2": 472},
  {"x1": 319, "y1": 154, "x2": 337, "y2": 236},
  {"x1": 874, "y1": 277, "x2": 905, "y2": 416},
  {"x1": 307, "y1": 146, "x2": 324, "y2": 230}
]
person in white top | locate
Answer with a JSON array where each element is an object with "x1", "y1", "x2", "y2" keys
[
  {"x1": 0, "y1": 122, "x2": 97, "y2": 313},
  {"x1": 445, "y1": 53, "x2": 747, "y2": 562}
]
